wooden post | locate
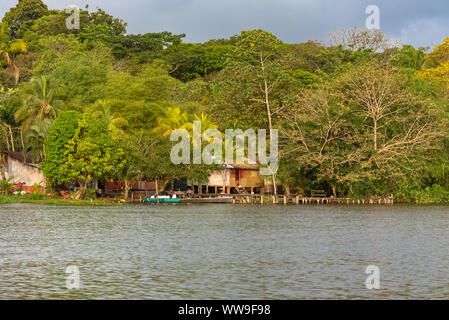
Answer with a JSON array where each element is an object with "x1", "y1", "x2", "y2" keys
[
  {"x1": 261, "y1": 195, "x2": 264, "y2": 204},
  {"x1": 283, "y1": 196, "x2": 287, "y2": 205}
]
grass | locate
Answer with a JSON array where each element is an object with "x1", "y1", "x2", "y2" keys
[{"x1": 0, "y1": 194, "x2": 118, "y2": 206}]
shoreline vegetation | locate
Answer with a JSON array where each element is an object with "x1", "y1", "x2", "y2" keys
[
  {"x1": 1, "y1": 191, "x2": 449, "y2": 206},
  {"x1": 1, "y1": 1, "x2": 449, "y2": 204},
  {"x1": 0, "y1": 194, "x2": 118, "y2": 206}
]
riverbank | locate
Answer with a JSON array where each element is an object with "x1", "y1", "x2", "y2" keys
[{"x1": 0, "y1": 195, "x2": 118, "y2": 206}]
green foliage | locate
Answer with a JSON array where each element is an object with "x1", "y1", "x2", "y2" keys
[
  {"x1": 15, "y1": 75, "x2": 61, "y2": 131},
  {"x1": 0, "y1": 176, "x2": 14, "y2": 195},
  {"x1": 29, "y1": 191, "x2": 44, "y2": 200},
  {"x1": 396, "y1": 185, "x2": 449, "y2": 204},
  {"x1": 1, "y1": 0, "x2": 49, "y2": 39},
  {"x1": 390, "y1": 45, "x2": 427, "y2": 70},
  {"x1": 57, "y1": 114, "x2": 124, "y2": 188},
  {"x1": 40, "y1": 110, "x2": 82, "y2": 185},
  {"x1": 49, "y1": 46, "x2": 112, "y2": 107},
  {"x1": 81, "y1": 188, "x2": 97, "y2": 200},
  {"x1": 165, "y1": 42, "x2": 233, "y2": 81}
]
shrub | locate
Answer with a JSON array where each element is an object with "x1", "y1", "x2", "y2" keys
[
  {"x1": 29, "y1": 192, "x2": 44, "y2": 200},
  {"x1": 0, "y1": 177, "x2": 14, "y2": 195},
  {"x1": 81, "y1": 188, "x2": 97, "y2": 200},
  {"x1": 396, "y1": 184, "x2": 449, "y2": 204},
  {"x1": 32, "y1": 183, "x2": 43, "y2": 193}
]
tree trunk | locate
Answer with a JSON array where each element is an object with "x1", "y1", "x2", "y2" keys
[
  {"x1": 75, "y1": 180, "x2": 87, "y2": 200},
  {"x1": 330, "y1": 183, "x2": 337, "y2": 198},
  {"x1": 1, "y1": 125, "x2": 11, "y2": 151},
  {"x1": 124, "y1": 180, "x2": 129, "y2": 200},
  {"x1": 20, "y1": 128, "x2": 25, "y2": 152},
  {"x1": 7, "y1": 125, "x2": 14, "y2": 152},
  {"x1": 373, "y1": 119, "x2": 377, "y2": 151},
  {"x1": 0, "y1": 156, "x2": 6, "y2": 180},
  {"x1": 155, "y1": 179, "x2": 159, "y2": 196},
  {"x1": 259, "y1": 52, "x2": 278, "y2": 195}
]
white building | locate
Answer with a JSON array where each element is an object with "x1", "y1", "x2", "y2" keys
[{"x1": 1, "y1": 152, "x2": 46, "y2": 191}]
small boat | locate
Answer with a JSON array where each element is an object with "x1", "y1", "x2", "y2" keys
[{"x1": 143, "y1": 195, "x2": 181, "y2": 203}]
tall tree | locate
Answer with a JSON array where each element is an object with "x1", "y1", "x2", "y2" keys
[
  {"x1": 23, "y1": 117, "x2": 52, "y2": 162},
  {"x1": 41, "y1": 111, "x2": 124, "y2": 197},
  {"x1": 226, "y1": 29, "x2": 284, "y2": 194},
  {"x1": 1, "y1": 0, "x2": 48, "y2": 39},
  {"x1": 15, "y1": 75, "x2": 62, "y2": 131},
  {"x1": 281, "y1": 88, "x2": 359, "y2": 197}
]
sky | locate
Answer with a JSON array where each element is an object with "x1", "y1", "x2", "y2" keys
[{"x1": 1, "y1": 0, "x2": 448, "y2": 48}]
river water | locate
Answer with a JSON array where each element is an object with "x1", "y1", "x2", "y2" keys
[{"x1": 0, "y1": 204, "x2": 448, "y2": 299}]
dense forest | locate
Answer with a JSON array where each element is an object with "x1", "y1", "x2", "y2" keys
[{"x1": 1, "y1": 0, "x2": 448, "y2": 202}]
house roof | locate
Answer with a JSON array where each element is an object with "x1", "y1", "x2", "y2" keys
[
  {"x1": 229, "y1": 163, "x2": 261, "y2": 170},
  {"x1": 5, "y1": 152, "x2": 43, "y2": 165}
]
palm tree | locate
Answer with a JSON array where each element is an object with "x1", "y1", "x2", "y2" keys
[
  {"x1": 192, "y1": 113, "x2": 218, "y2": 133},
  {"x1": 92, "y1": 100, "x2": 128, "y2": 136},
  {"x1": 184, "y1": 112, "x2": 220, "y2": 146},
  {"x1": 118, "y1": 160, "x2": 140, "y2": 201},
  {"x1": 153, "y1": 107, "x2": 189, "y2": 136},
  {"x1": 24, "y1": 118, "x2": 53, "y2": 163},
  {"x1": 0, "y1": 23, "x2": 27, "y2": 84},
  {"x1": 15, "y1": 76, "x2": 62, "y2": 132}
]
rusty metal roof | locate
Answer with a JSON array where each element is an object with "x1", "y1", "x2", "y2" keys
[{"x1": 5, "y1": 152, "x2": 43, "y2": 165}]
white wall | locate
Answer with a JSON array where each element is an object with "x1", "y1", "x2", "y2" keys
[
  {"x1": 208, "y1": 169, "x2": 230, "y2": 186},
  {"x1": 5, "y1": 157, "x2": 46, "y2": 187}
]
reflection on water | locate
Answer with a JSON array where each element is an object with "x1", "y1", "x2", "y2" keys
[{"x1": 0, "y1": 204, "x2": 448, "y2": 299}]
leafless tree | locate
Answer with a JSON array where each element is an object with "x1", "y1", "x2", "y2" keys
[
  {"x1": 329, "y1": 27, "x2": 401, "y2": 52},
  {"x1": 340, "y1": 63, "x2": 444, "y2": 173},
  {"x1": 281, "y1": 88, "x2": 361, "y2": 197}
]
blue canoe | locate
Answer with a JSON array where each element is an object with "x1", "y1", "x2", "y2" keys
[{"x1": 143, "y1": 198, "x2": 181, "y2": 203}]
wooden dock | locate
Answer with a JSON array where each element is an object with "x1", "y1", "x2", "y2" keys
[
  {"x1": 229, "y1": 194, "x2": 394, "y2": 205},
  {"x1": 136, "y1": 193, "x2": 393, "y2": 205}
]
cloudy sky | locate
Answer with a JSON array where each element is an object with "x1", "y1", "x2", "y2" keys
[{"x1": 1, "y1": 0, "x2": 448, "y2": 48}]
